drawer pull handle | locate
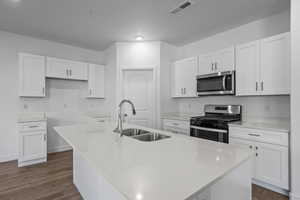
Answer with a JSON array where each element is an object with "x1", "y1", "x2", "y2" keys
[
  {"x1": 172, "y1": 123, "x2": 179, "y2": 126},
  {"x1": 97, "y1": 120, "x2": 105, "y2": 122},
  {"x1": 28, "y1": 125, "x2": 39, "y2": 128},
  {"x1": 248, "y1": 133, "x2": 260, "y2": 137}
]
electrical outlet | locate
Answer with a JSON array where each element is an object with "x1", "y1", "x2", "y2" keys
[{"x1": 23, "y1": 104, "x2": 28, "y2": 110}]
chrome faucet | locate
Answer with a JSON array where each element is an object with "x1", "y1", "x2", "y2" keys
[{"x1": 114, "y1": 99, "x2": 136, "y2": 137}]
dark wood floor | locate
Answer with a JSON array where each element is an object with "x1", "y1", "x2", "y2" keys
[{"x1": 0, "y1": 151, "x2": 289, "y2": 200}]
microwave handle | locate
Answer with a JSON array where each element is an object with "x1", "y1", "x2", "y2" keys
[{"x1": 222, "y1": 76, "x2": 226, "y2": 90}]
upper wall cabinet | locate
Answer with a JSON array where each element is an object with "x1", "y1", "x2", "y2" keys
[
  {"x1": 236, "y1": 32, "x2": 290, "y2": 96},
  {"x1": 172, "y1": 57, "x2": 198, "y2": 98},
  {"x1": 198, "y1": 47, "x2": 235, "y2": 75},
  {"x1": 46, "y1": 57, "x2": 88, "y2": 80},
  {"x1": 19, "y1": 53, "x2": 46, "y2": 97},
  {"x1": 87, "y1": 64, "x2": 105, "y2": 99}
]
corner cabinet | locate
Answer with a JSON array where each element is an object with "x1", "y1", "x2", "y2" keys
[
  {"x1": 229, "y1": 126, "x2": 289, "y2": 191},
  {"x1": 236, "y1": 32, "x2": 290, "y2": 96},
  {"x1": 198, "y1": 47, "x2": 235, "y2": 75},
  {"x1": 87, "y1": 64, "x2": 105, "y2": 98},
  {"x1": 172, "y1": 57, "x2": 198, "y2": 98},
  {"x1": 19, "y1": 53, "x2": 46, "y2": 97},
  {"x1": 46, "y1": 57, "x2": 88, "y2": 80}
]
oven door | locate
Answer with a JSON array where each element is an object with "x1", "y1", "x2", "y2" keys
[
  {"x1": 197, "y1": 71, "x2": 235, "y2": 95},
  {"x1": 190, "y1": 126, "x2": 229, "y2": 143}
]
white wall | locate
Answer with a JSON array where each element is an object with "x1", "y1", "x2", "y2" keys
[
  {"x1": 160, "y1": 42, "x2": 180, "y2": 115},
  {"x1": 0, "y1": 30, "x2": 106, "y2": 162},
  {"x1": 175, "y1": 11, "x2": 290, "y2": 121},
  {"x1": 115, "y1": 42, "x2": 161, "y2": 128},
  {"x1": 290, "y1": 0, "x2": 300, "y2": 199}
]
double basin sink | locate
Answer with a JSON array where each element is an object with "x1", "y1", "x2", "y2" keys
[{"x1": 115, "y1": 128, "x2": 171, "y2": 142}]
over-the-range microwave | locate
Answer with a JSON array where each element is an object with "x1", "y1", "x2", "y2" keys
[{"x1": 196, "y1": 71, "x2": 235, "y2": 96}]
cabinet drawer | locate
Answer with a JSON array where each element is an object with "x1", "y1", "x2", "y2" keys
[
  {"x1": 19, "y1": 121, "x2": 47, "y2": 132},
  {"x1": 163, "y1": 119, "x2": 189, "y2": 130},
  {"x1": 229, "y1": 126, "x2": 288, "y2": 146}
]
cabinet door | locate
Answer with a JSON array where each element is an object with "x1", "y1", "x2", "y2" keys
[
  {"x1": 19, "y1": 53, "x2": 46, "y2": 97},
  {"x1": 19, "y1": 131, "x2": 47, "y2": 162},
  {"x1": 182, "y1": 57, "x2": 198, "y2": 97},
  {"x1": 46, "y1": 57, "x2": 68, "y2": 79},
  {"x1": 229, "y1": 137, "x2": 256, "y2": 177},
  {"x1": 260, "y1": 32, "x2": 290, "y2": 95},
  {"x1": 198, "y1": 53, "x2": 214, "y2": 75},
  {"x1": 235, "y1": 41, "x2": 260, "y2": 96},
  {"x1": 215, "y1": 47, "x2": 235, "y2": 72},
  {"x1": 88, "y1": 64, "x2": 105, "y2": 98},
  {"x1": 254, "y1": 142, "x2": 289, "y2": 190},
  {"x1": 69, "y1": 61, "x2": 88, "y2": 80},
  {"x1": 172, "y1": 61, "x2": 184, "y2": 97}
]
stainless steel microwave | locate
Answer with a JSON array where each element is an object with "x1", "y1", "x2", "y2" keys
[{"x1": 196, "y1": 71, "x2": 235, "y2": 96}]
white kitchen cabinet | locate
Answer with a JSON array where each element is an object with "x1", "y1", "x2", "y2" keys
[
  {"x1": 163, "y1": 119, "x2": 190, "y2": 136},
  {"x1": 215, "y1": 47, "x2": 235, "y2": 72},
  {"x1": 18, "y1": 121, "x2": 47, "y2": 167},
  {"x1": 236, "y1": 41, "x2": 260, "y2": 96},
  {"x1": 198, "y1": 53, "x2": 215, "y2": 75},
  {"x1": 19, "y1": 53, "x2": 46, "y2": 97},
  {"x1": 255, "y1": 142, "x2": 289, "y2": 190},
  {"x1": 236, "y1": 32, "x2": 290, "y2": 96},
  {"x1": 46, "y1": 57, "x2": 88, "y2": 80},
  {"x1": 229, "y1": 126, "x2": 289, "y2": 191},
  {"x1": 172, "y1": 57, "x2": 198, "y2": 98},
  {"x1": 87, "y1": 64, "x2": 105, "y2": 98},
  {"x1": 198, "y1": 47, "x2": 235, "y2": 75},
  {"x1": 260, "y1": 33, "x2": 290, "y2": 95}
]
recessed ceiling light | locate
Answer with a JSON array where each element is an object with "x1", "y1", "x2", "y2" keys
[{"x1": 135, "y1": 35, "x2": 144, "y2": 41}]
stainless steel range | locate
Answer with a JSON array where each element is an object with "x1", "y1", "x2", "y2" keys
[{"x1": 190, "y1": 105, "x2": 242, "y2": 143}]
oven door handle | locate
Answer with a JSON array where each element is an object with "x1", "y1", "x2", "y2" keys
[{"x1": 190, "y1": 126, "x2": 228, "y2": 133}]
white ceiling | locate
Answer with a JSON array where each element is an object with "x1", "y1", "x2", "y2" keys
[{"x1": 0, "y1": 0, "x2": 289, "y2": 51}]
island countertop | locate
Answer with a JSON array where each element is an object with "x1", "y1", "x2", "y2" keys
[{"x1": 54, "y1": 123, "x2": 253, "y2": 200}]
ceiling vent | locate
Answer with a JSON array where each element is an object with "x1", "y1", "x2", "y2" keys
[{"x1": 170, "y1": 0, "x2": 193, "y2": 14}]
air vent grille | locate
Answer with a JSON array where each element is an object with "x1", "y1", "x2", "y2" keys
[{"x1": 170, "y1": 0, "x2": 193, "y2": 14}]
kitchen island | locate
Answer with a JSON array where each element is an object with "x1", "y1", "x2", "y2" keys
[{"x1": 54, "y1": 123, "x2": 253, "y2": 200}]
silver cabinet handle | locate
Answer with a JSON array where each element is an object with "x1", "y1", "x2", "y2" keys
[
  {"x1": 256, "y1": 153, "x2": 258, "y2": 157},
  {"x1": 215, "y1": 62, "x2": 218, "y2": 70},
  {"x1": 66, "y1": 69, "x2": 69, "y2": 76},
  {"x1": 44, "y1": 134, "x2": 47, "y2": 141},
  {"x1": 184, "y1": 88, "x2": 186, "y2": 94},
  {"x1": 70, "y1": 69, "x2": 72, "y2": 76},
  {"x1": 261, "y1": 81, "x2": 264, "y2": 91},
  {"x1": 256, "y1": 82, "x2": 258, "y2": 91},
  {"x1": 42, "y1": 87, "x2": 45, "y2": 95},
  {"x1": 248, "y1": 133, "x2": 260, "y2": 137},
  {"x1": 172, "y1": 123, "x2": 179, "y2": 126},
  {"x1": 211, "y1": 63, "x2": 214, "y2": 71}
]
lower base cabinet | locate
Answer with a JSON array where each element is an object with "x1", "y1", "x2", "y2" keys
[
  {"x1": 229, "y1": 126, "x2": 289, "y2": 191},
  {"x1": 18, "y1": 121, "x2": 47, "y2": 167}
]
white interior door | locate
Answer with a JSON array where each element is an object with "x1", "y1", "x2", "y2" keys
[{"x1": 122, "y1": 69, "x2": 154, "y2": 128}]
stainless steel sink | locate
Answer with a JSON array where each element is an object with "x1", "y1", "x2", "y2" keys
[
  {"x1": 114, "y1": 128, "x2": 150, "y2": 137},
  {"x1": 132, "y1": 132, "x2": 171, "y2": 142}
]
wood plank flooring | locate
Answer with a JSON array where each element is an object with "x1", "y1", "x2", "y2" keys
[{"x1": 0, "y1": 151, "x2": 289, "y2": 200}]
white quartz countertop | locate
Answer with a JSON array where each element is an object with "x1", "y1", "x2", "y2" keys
[
  {"x1": 18, "y1": 112, "x2": 47, "y2": 123},
  {"x1": 54, "y1": 123, "x2": 253, "y2": 200},
  {"x1": 229, "y1": 119, "x2": 290, "y2": 133},
  {"x1": 161, "y1": 113, "x2": 201, "y2": 121}
]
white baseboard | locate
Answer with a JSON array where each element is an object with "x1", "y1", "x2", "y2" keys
[
  {"x1": 290, "y1": 193, "x2": 300, "y2": 200},
  {"x1": 0, "y1": 154, "x2": 17, "y2": 163},
  {"x1": 252, "y1": 179, "x2": 289, "y2": 196},
  {"x1": 48, "y1": 145, "x2": 72, "y2": 153}
]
